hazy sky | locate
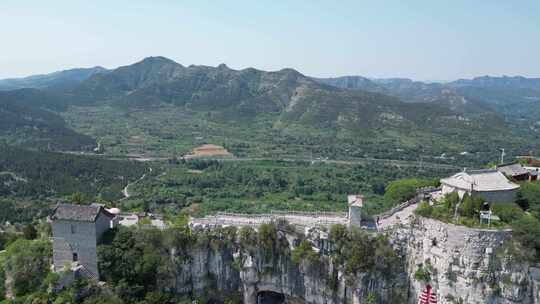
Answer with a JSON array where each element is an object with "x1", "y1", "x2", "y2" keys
[{"x1": 1, "y1": 1, "x2": 539, "y2": 80}]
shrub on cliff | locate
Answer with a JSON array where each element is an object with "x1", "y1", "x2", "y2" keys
[
  {"x1": 3, "y1": 239, "x2": 52, "y2": 297},
  {"x1": 511, "y1": 215, "x2": 540, "y2": 261},
  {"x1": 98, "y1": 227, "x2": 174, "y2": 301},
  {"x1": 291, "y1": 240, "x2": 319, "y2": 266},
  {"x1": 383, "y1": 178, "x2": 438, "y2": 206},
  {"x1": 329, "y1": 225, "x2": 400, "y2": 278},
  {"x1": 491, "y1": 203, "x2": 525, "y2": 223},
  {"x1": 415, "y1": 201, "x2": 433, "y2": 217}
]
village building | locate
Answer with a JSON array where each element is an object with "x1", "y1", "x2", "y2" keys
[
  {"x1": 527, "y1": 168, "x2": 539, "y2": 182},
  {"x1": 440, "y1": 169, "x2": 520, "y2": 204},
  {"x1": 51, "y1": 203, "x2": 114, "y2": 280},
  {"x1": 496, "y1": 162, "x2": 530, "y2": 181}
]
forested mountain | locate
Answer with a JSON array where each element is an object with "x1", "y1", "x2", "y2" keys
[
  {"x1": 0, "y1": 56, "x2": 536, "y2": 162},
  {"x1": 68, "y1": 57, "x2": 507, "y2": 134},
  {"x1": 0, "y1": 89, "x2": 96, "y2": 150},
  {"x1": 316, "y1": 75, "x2": 540, "y2": 119},
  {"x1": 0, "y1": 66, "x2": 107, "y2": 91}
]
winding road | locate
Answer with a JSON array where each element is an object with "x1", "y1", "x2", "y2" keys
[{"x1": 121, "y1": 167, "x2": 152, "y2": 199}]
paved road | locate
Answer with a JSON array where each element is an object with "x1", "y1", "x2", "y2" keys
[
  {"x1": 58, "y1": 149, "x2": 459, "y2": 170},
  {"x1": 187, "y1": 156, "x2": 459, "y2": 170}
]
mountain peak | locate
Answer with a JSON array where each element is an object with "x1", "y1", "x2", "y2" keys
[
  {"x1": 138, "y1": 56, "x2": 179, "y2": 66},
  {"x1": 217, "y1": 63, "x2": 230, "y2": 70}
]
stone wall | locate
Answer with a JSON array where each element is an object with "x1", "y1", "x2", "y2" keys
[{"x1": 52, "y1": 220, "x2": 99, "y2": 278}]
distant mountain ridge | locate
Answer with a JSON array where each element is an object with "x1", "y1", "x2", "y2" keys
[
  {"x1": 0, "y1": 56, "x2": 534, "y2": 159},
  {"x1": 0, "y1": 89, "x2": 96, "y2": 150},
  {"x1": 315, "y1": 74, "x2": 540, "y2": 119},
  {"x1": 70, "y1": 56, "x2": 487, "y2": 132},
  {"x1": 0, "y1": 66, "x2": 108, "y2": 91}
]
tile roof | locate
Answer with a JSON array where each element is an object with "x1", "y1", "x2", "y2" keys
[
  {"x1": 441, "y1": 169, "x2": 520, "y2": 192},
  {"x1": 52, "y1": 203, "x2": 113, "y2": 222},
  {"x1": 497, "y1": 163, "x2": 529, "y2": 177}
]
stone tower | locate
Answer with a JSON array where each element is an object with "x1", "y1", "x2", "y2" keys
[
  {"x1": 347, "y1": 195, "x2": 363, "y2": 228},
  {"x1": 51, "y1": 203, "x2": 114, "y2": 279}
]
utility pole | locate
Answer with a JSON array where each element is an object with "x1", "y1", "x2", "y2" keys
[{"x1": 499, "y1": 148, "x2": 505, "y2": 165}]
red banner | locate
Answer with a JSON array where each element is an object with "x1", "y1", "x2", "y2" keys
[{"x1": 418, "y1": 284, "x2": 437, "y2": 304}]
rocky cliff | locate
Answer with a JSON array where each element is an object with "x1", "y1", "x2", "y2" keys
[
  {"x1": 390, "y1": 217, "x2": 540, "y2": 304},
  {"x1": 157, "y1": 226, "x2": 406, "y2": 304}
]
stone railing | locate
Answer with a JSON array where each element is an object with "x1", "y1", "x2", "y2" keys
[
  {"x1": 270, "y1": 210, "x2": 348, "y2": 218},
  {"x1": 190, "y1": 209, "x2": 349, "y2": 230}
]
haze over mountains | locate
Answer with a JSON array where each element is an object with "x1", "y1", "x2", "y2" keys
[{"x1": 0, "y1": 56, "x2": 537, "y2": 162}]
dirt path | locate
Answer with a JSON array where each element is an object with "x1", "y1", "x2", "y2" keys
[
  {"x1": 0, "y1": 171, "x2": 28, "y2": 183},
  {"x1": 121, "y1": 167, "x2": 152, "y2": 199}
]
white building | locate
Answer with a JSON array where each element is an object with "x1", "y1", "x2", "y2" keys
[{"x1": 440, "y1": 169, "x2": 519, "y2": 204}]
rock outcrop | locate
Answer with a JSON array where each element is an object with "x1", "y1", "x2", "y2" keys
[
  {"x1": 390, "y1": 217, "x2": 540, "y2": 304},
  {"x1": 160, "y1": 228, "x2": 406, "y2": 304}
]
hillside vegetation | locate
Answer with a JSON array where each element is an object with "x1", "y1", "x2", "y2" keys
[
  {"x1": 0, "y1": 145, "x2": 147, "y2": 201},
  {"x1": 0, "y1": 57, "x2": 535, "y2": 165},
  {"x1": 119, "y1": 159, "x2": 453, "y2": 217}
]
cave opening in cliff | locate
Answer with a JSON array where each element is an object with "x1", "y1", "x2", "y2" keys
[{"x1": 257, "y1": 291, "x2": 285, "y2": 304}]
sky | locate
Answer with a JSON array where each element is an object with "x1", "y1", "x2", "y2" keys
[{"x1": 1, "y1": 1, "x2": 539, "y2": 81}]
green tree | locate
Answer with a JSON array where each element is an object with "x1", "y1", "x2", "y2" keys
[
  {"x1": 4, "y1": 239, "x2": 52, "y2": 296},
  {"x1": 518, "y1": 181, "x2": 540, "y2": 218},
  {"x1": 383, "y1": 178, "x2": 437, "y2": 205},
  {"x1": 23, "y1": 224, "x2": 38, "y2": 240},
  {"x1": 511, "y1": 215, "x2": 540, "y2": 261}
]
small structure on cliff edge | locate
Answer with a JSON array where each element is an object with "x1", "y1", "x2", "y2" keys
[
  {"x1": 347, "y1": 194, "x2": 363, "y2": 228},
  {"x1": 440, "y1": 169, "x2": 519, "y2": 204},
  {"x1": 51, "y1": 203, "x2": 115, "y2": 280}
]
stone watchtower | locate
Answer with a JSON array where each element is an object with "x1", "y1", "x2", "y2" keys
[
  {"x1": 347, "y1": 195, "x2": 363, "y2": 228},
  {"x1": 51, "y1": 203, "x2": 114, "y2": 280}
]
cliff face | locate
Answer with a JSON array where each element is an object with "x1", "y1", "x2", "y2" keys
[
  {"x1": 391, "y1": 217, "x2": 540, "y2": 304},
  {"x1": 90, "y1": 216, "x2": 540, "y2": 304},
  {"x1": 156, "y1": 219, "x2": 540, "y2": 304},
  {"x1": 160, "y1": 230, "x2": 406, "y2": 304}
]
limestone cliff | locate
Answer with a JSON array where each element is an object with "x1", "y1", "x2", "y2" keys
[
  {"x1": 389, "y1": 217, "x2": 540, "y2": 304},
  {"x1": 157, "y1": 228, "x2": 406, "y2": 304}
]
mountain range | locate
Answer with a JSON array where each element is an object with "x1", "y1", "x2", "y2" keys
[
  {"x1": 0, "y1": 56, "x2": 537, "y2": 161},
  {"x1": 0, "y1": 67, "x2": 106, "y2": 91},
  {"x1": 315, "y1": 75, "x2": 540, "y2": 119}
]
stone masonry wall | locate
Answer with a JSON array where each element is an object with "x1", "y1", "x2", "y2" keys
[{"x1": 52, "y1": 220, "x2": 99, "y2": 278}]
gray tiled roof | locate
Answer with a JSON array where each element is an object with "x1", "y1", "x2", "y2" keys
[
  {"x1": 52, "y1": 203, "x2": 113, "y2": 222},
  {"x1": 497, "y1": 163, "x2": 529, "y2": 177},
  {"x1": 441, "y1": 169, "x2": 520, "y2": 192}
]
